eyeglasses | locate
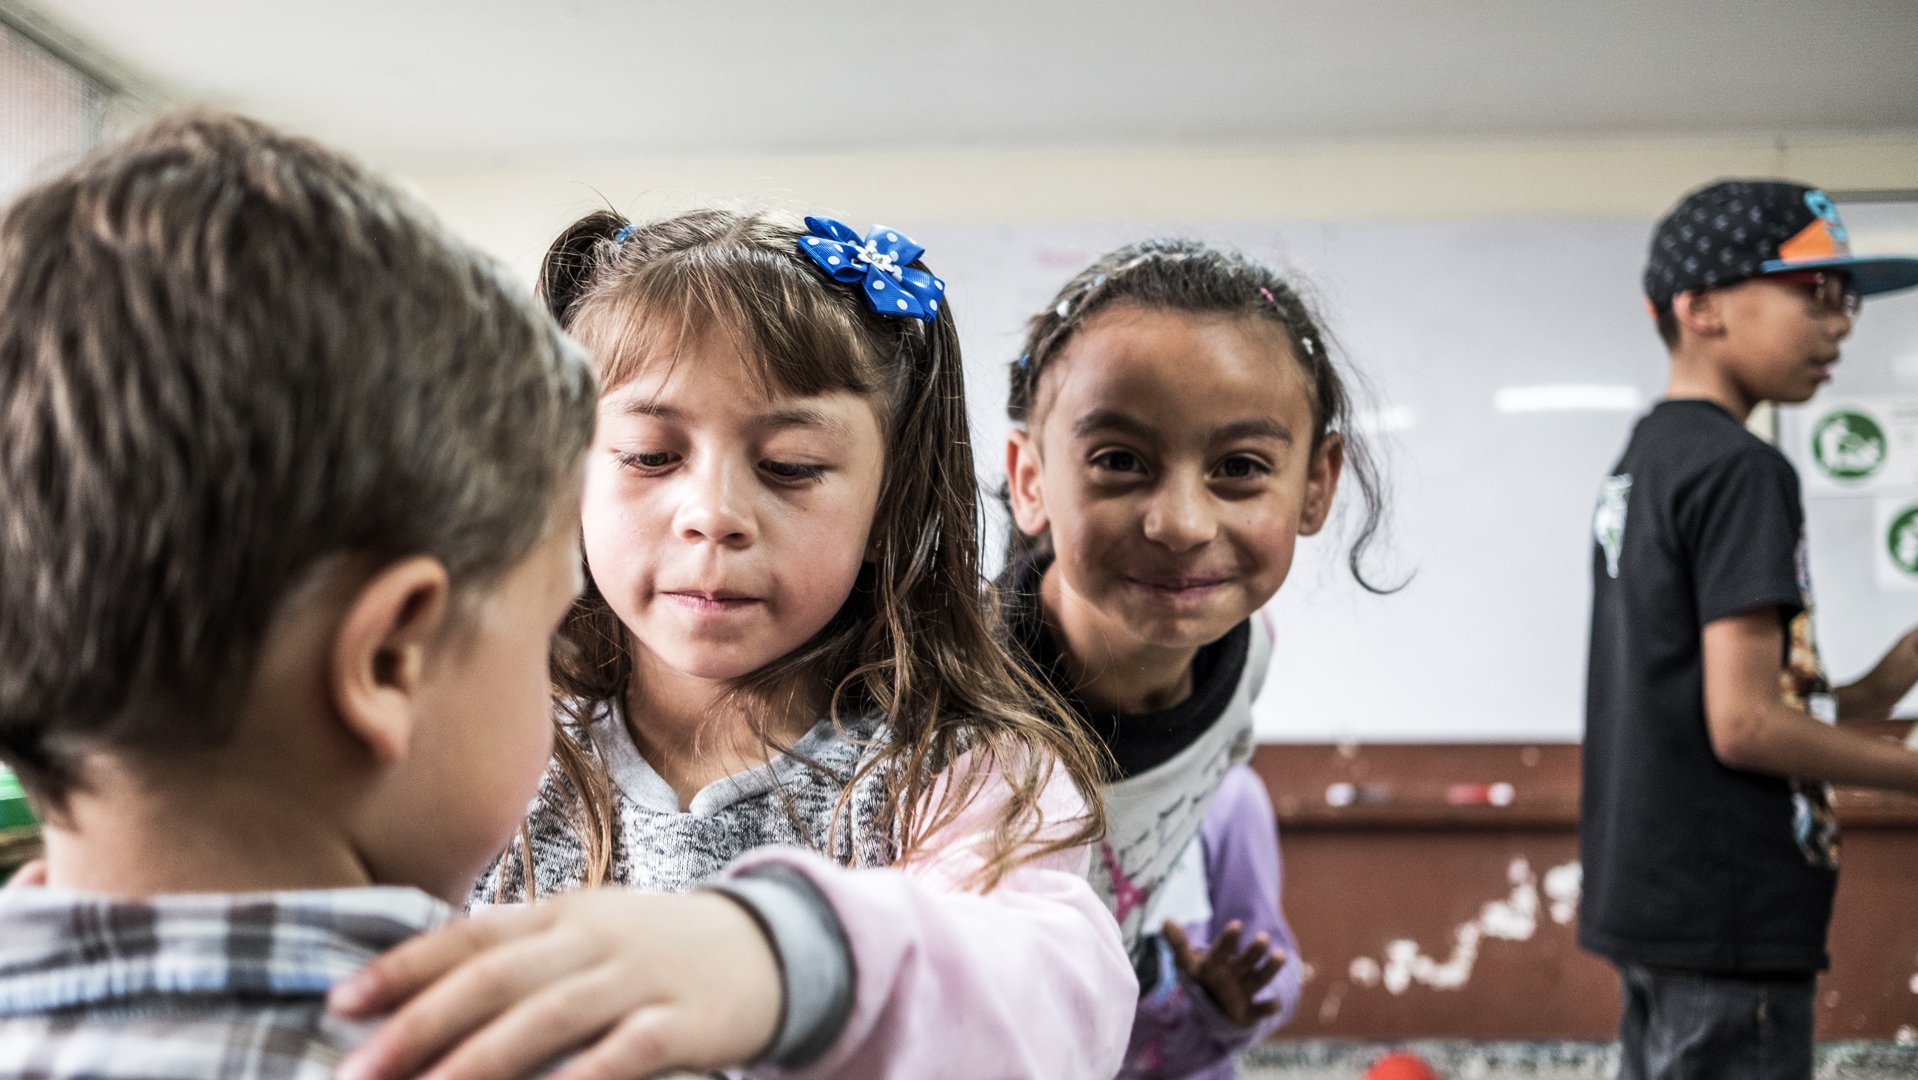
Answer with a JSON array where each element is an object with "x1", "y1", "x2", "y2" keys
[{"x1": 1760, "y1": 270, "x2": 1861, "y2": 318}]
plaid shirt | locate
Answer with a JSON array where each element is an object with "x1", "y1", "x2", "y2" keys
[{"x1": 0, "y1": 885, "x2": 450, "y2": 1079}]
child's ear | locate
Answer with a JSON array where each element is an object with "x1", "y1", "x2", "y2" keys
[
  {"x1": 1298, "y1": 432, "x2": 1345, "y2": 537},
  {"x1": 1672, "y1": 290, "x2": 1725, "y2": 339},
  {"x1": 329, "y1": 556, "x2": 451, "y2": 767},
  {"x1": 1005, "y1": 429, "x2": 1051, "y2": 538}
]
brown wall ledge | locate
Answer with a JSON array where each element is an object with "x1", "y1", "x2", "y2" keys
[{"x1": 1254, "y1": 722, "x2": 1918, "y2": 832}]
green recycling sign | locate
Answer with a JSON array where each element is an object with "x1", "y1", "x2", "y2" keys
[
  {"x1": 1891, "y1": 506, "x2": 1918, "y2": 578},
  {"x1": 1798, "y1": 398, "x2": 1918, "y2": 496},
  {"x1": 1875, "y1": 498, "x2": 1918, "y2": 590},
  {"x1": 1811, "y1": 408, "x2": 1887, "y2": 483}
]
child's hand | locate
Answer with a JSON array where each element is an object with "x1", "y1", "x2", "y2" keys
[
  {"x1": 1163, "y1": 918, "x2": 1286, "y2": 1030},
  {"x1": 1832, "y1": 623, "x2": 1918, "y2": 724},
  {"x1": 331, "y1": 889, "x2": 781, "y2": 1080},
  {"x1": 1878, "y1": 624, "x2": 1918, "y2": 686},
  {"x1": 4, "y1": 859, "x2": 45, "y2": 888}
]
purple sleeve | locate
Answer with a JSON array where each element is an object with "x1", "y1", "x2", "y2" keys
[{"x1": 1121, "y1": 764, "x2": 1299, "y2": 1078}]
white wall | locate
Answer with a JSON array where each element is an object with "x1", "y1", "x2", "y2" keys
[
  {"x1": 404, "y1": 132, "x2": 1918, "y2": 279},
  {"x1": 401, "y1": 135, "x2": 1918, "y2": 744},
  {"x1": 0, "y1": 20, "x2": 102, "y2": 201}
]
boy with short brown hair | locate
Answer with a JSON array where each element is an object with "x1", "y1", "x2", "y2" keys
[{"x1": 0, "y1": 110, "x2": 595, "y2": 1077}]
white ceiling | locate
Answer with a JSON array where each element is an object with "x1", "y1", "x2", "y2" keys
[{"x1": 19, "y1": 0, "x2": 1918, "y2": 170}]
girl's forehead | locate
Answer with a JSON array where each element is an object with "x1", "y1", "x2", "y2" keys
[
  {"x1": 599, "y1": 358, "x2": 881, "y2": 435},
  {"x1": 1073, "y1": 304, "x2": 1296, "y2": 357},
  {"x1": 593, "y1": 309, "x2": 882, "y2": 412},
  {"x1": 1036, "y1": 307, "x2": 1309, "y2": 423}
]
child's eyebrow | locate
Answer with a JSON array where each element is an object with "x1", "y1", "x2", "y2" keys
[
  {"x1": 617, "y1": 398, "x2": 855, "y2": 441},
  {"x1": 1072, "y1": 409, "x2": 1293, "y2": 446},
  {"x1": 759, "y1": 407, "x2": 854, "y2": 440},
  {"x1": 1212, "y1": 418, "x2": 1295, "y2": 445},
  {"x1": 1071, "y1": 408, "x2": 1156, "y2": 441},
  {"x1": 618, "y1": 399, "x2": 679, "y2": 419}
]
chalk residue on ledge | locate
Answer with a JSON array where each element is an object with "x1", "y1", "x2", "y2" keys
[{"x1": 1346, "y1": 858, "x2": 1582, "y2": 995}]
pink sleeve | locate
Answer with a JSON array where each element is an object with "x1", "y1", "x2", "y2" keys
[{"x1": 726, "y1": 749, "x2": 1135, "y2": 1080}]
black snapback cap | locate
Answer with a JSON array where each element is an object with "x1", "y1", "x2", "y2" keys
[{"x1": 1644, "y1": 179, "x2": 1918, "y2": 309}]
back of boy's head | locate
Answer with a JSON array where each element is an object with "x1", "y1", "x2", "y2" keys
[
  {"x1": 1645, "y1": 178, "x2": 1918, "y2": 348},
  {"x1": 0, "y1": 111, "x2": 596, "y2": 808},
  {"x1": 1003, "y1": 237, "x2": 1392, "y2": 591}
]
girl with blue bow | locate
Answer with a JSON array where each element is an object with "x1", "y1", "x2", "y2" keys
[{"x1": 330, "y1": 209, "x2": 1132, "y2": 1080}]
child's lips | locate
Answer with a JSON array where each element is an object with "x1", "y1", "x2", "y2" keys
[
  {"x1": 1126, "y1": 574, "x2": 1232, "y2": 596},
  {"x1": 662, "y1": 589, "x2": 762, "y2": 614}
]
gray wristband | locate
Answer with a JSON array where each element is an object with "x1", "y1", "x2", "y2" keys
[{"x1": 706, "y1": 864, "x2": 855, "y2": 1067}]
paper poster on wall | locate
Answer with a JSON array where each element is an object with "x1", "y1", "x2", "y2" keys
[
  {"x1": 1799, "y1": 398, "x2": 1918, "y2": 495},
  {"x1": 1874, "y1": 497, "x2": 1918, "y2": 590}
]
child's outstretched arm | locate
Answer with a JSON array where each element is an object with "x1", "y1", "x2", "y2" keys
[
  {"x1": 721, "y1": 753, "x2": 1134, "y2": 1079},
  {"x1": 1124, "y1": 764, "x2": 1298, "y2": 1075},
  {"x1": 330, "y1": 751, "x2": 1133, "y2": 1080},
  {"x1": 1834, "y1": 623, "x2": 1918, "y2": 726},
  {"x1": 1703, "y1": 610, "x2": 1918, "y2": 791},
  {"x1": 329, "y1": 889, "x2": 785, "y2": 1080}
]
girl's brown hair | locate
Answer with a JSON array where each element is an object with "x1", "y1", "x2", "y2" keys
[{"x1": 530, "y1": 208, "x2": 1105, "y2": 890}]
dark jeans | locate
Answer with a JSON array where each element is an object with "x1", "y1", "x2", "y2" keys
[{"x1": 1616, "y1": 963, "x2": 1815, "y2": 1080}]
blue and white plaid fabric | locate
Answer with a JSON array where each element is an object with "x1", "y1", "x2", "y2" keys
[{"x1": 0, "y1": 885, "x2": 450, "y2": 1079}]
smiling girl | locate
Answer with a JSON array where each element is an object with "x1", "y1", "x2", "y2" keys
[{"x1": 1001, "y1": 239, "x2": 1392, "y2": 1078}]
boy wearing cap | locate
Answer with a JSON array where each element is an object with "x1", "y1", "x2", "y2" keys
[{"x1": 1581, "y1": 179, "x2": 1918, "y2": 1079}]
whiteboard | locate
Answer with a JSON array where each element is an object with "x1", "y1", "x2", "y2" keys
[
  {"x1": 917, "y1": 218, "x2": 1663, "y2": 743},
  {"x1": 1777, "y1": 201, "x2": 1918, "y2": 721}
]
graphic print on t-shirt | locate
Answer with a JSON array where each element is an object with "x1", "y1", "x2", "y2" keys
[
  {"x1": 1594, "y1": 474, "x2": 1632, "y2": 578},
  {"x1": 1783, "y1": 534, "x2": 1841, "y2": 870}
]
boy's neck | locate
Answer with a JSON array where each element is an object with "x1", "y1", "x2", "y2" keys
[
  {"x1": 624, "y1": 655, "x2": 823, "y2": 809},
  {"x1": 1664, "y1": 349, "x2": 1758, "y2": 422},
  {"x1": 1040, "y1": 562, "x2": 1201, "y2": 715},
  {"x1": 41, "y1": 754, "x2": 374, "y2": 899}
]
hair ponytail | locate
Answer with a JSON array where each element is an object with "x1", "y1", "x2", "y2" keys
[{"x1": 538, "y1": 210, "x2": 629, "y2": 325}]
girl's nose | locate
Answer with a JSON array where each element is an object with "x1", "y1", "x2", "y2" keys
[
  {"x1": 674, "y1": 459, "x2": 756, "y2": 547},
  {"x1": 1141, "y1": 475, "x2": 1218, "y2": 552}
]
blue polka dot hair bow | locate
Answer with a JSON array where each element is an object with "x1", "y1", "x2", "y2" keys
[{"x1": 796, "y1": 216, "x2": 946, "y2": 322}]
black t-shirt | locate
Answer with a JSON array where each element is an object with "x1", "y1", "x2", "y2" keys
[
  {"x1": 1580, "y1": 400, "x2": 1840, "y2": 974},
  {"x1": 997, "y1": 551, "x2": 1250, "y2": 779}
]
